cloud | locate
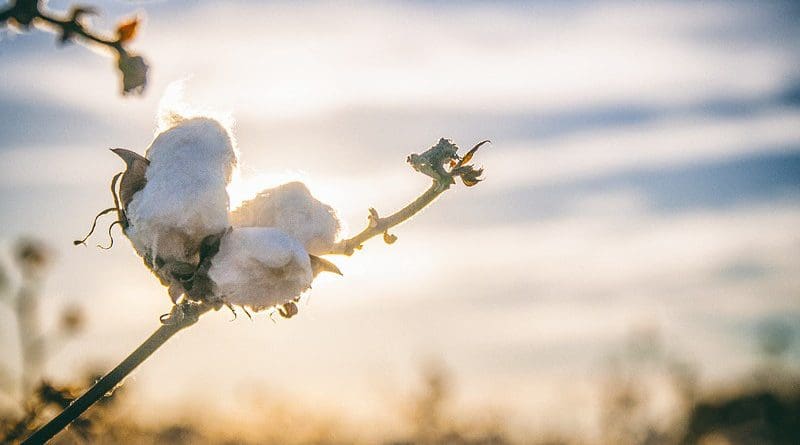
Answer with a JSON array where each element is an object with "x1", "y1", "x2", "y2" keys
[{"x1": 2, "y1": 1, "x2": 798, "y2": 117}]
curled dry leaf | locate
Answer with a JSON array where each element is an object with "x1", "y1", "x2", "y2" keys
[
  {"x1": 115, "y1": 16, "x2": 140, "y2": 43},
  {"x1": 450, "y1": 140, "x2": 490, "y2": 186},
  {"x1": 110, "y1": 148, "x2": 149, "y2": 213},
  {"x1": 277, "y1": 301, "x2": 299, "y2": 319},
  {"x1": 456, "y1": 139, "x2": 491, "y2": 169},
  {"x1": 117, "y1": 52, "x2": 149, "y2": 95}
]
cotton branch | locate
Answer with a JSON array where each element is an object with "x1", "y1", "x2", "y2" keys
[
  {"x1": 0, "y1": 0, "x2": 148, "y2": 95},
  {"x1": 328, "y1": 138, "x2": 490, "y2": 256},
  {"x1": 21, "y1": 137, "x2": 488, "y2": 444},
  {"x1": 20, "y1": 300, "x2": 210, "y2": 445}
]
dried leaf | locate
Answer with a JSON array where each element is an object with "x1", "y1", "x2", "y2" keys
[
  {"x1": 110, "y1": 148, "x2": 149, "y2": 210},
  {"x1": 115, "y1": 16, "x2": 139, "y2": 43},
  {"x1": 278, "y1": 301, "x2": 298, "y2": 319},
  {"x1": 458, "y1": 139, "x2": 491, "y2": 168},
  {"x1": 117, "y1": 52, "x2": 149, "y2": 95},
  {"x1": 310, "y1": 255, "x2": 343, "y2": 276},
  {"x1": 462, "y1": 176, "x2": 481, "y2": 187},
  {"x1": 452, "y1": 165, "x2": 484, "y2": 186},
  {"x1": 198, "y1": 230, "x2": 225, "y2": 265}
]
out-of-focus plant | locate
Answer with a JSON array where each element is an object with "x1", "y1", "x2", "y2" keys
[
  {"x1": 599, "y1": 326, "x2": 698, "y2": 445},
  {"x1": 0, "y1": 0, "x2": 148, "y2": 95},
  {"x1": 390, "y1": 362, "x2": 511, "y2": 445},
  {"x1": 22, "y1": 101, "x2": 490, "y2": 443},
  {"x1": 0, "y1": 372, "x2": 122, "y2": 444},
  {"x1": 13, "y1": 238, "x2": 52, "y2": 396},
  {"x1": 0, "y1": 238, "x2": 87, "y2": 443}
]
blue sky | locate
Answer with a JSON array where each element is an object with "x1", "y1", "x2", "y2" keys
[{"x1": 1, "y1": 0, "x2": 799, "y2": 437}]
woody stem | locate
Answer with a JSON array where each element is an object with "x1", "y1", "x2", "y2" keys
[
  {"x1": 327, "y1": 179, "x2": 450, "y2": 256},
  {"x1": 21, "y1": 301, "x2": 211, "y2": 445}
]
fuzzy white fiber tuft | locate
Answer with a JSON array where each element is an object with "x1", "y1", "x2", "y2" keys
[
  {"x1": 231, "y1": 182, "x2": 340, "y2": 255},
  {"x1": 208, "y1": 227, "x2": 313, "y2": 311},
  {"x1": 126, "y1": 115, "x2": 238, "y2": 265}
]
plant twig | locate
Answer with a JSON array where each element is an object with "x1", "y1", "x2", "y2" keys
[
  {"x1": 33, "y1": 10, "x2": 124, "y2": 53},
  {"x1": 0, "y1": 0, "x2": 149, "y2": 95},
  {"x1": 21, "y1": 301, "x2": 211, "y2": 445},
  {"x1": 327, "y1": 138, "x2": 489, "y2": 256},
  {"x1": 327, "y1": 181, "x2": 447, "y2": 255},
  {"x1": 21, "y1": 137, "x2": 488, "y2": 443}
]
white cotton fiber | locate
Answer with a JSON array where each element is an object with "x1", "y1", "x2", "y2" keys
[
  {"x1": 207, "y1": 227, "x2": 313, "y2": 311},
  {"x1": 230, "y1": 182, "x2": 340, "y2": 255},
  {"x1": 126, "y1": 116, "x2": 238, "y2": 264}
]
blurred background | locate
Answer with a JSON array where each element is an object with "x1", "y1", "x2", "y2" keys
[{"x1": 1, "y1": 1, "x2": 799, "y2": 443}]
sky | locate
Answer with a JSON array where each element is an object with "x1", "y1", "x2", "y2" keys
[{"x1": 1, "y1": 0, "x2": 799, "y2": 438}]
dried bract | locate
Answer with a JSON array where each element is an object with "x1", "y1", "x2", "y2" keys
[{"x1": 117, "y1": 52, "x2": 149, "y2": 95}]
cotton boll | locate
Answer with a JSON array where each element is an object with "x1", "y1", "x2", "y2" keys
[
  {"x1": 207, "y1": 227, "x2": 313, "y2": 311},
  {"x1": 126, "y1": 116, "x2": 238, "y2": 267},
  {"x1": 231, "y1": 182, "x2": 340, "y2": 255}
]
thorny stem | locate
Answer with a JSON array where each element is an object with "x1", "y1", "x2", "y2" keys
[
  {"x1": 21, "y1": 302, "x2": 211, "y2": 445},
  {"x1": 327, "y1": 181, "x2": 447, "y2": 256}
]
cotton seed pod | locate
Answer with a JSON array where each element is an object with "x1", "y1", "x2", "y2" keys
[
  {"x1": 125, "y1": 115, "x2": 237, "y2": 265},
  {"x1": 231, "y1": 181, "x2": 340, "y2": 255},
  {"x1": 207, "y1": 227, "x2": 314, "y2": 312}
]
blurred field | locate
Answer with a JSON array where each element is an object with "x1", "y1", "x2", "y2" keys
[{"x1": 3, "y1": 336, "x2": 799, "y2": 444}]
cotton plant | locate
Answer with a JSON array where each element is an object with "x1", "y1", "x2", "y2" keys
[{"x1": 24, "y1": 106, "x2": 489, "y2": 443}]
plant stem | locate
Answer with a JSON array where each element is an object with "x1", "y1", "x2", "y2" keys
[
  {"x1": 327, "y1": 181, "x2": 447, "y2": 255},
  {"x1": 35, "y1": 12, "x2": 125, "y2": 53},
  {"x1": 21, "y1": 302, "x2": 211, "y2": 445},
  {"x1": 0, "y1": 1, "x2": 125, "y2": 54}
]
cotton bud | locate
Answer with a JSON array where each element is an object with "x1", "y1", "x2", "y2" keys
[
  {"x1": 207, "y1": 227, "x2": 314, "y2": 312},
  {"x1": 113, "y1": 115, "x2": 237, "y2": 302},
  {"x1": 231, "y1": 181, "x2": 340, "y2": 255},
  {"x1": 92, "y1": 100, "x2": 350, "y2": 311},
  {"x1": 125, "y1": 116, "x2": 236, "y2": 264}
]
